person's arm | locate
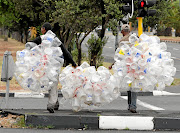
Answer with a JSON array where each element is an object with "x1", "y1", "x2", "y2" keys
[
  {"x1": 59, "y1": 44, "x2": 77, "y2": 67},
  {"x1": 25, "y1": 36, "x2": 42, "y2": 49},
  {"x1": 31, "y1": 36, "x2": 42, "y2": 45}
]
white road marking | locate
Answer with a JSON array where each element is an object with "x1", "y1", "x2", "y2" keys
[
  {"x1": 153, "y1": 90, "x2": 180, "y2": 96},
  {"x1": 14, "y1": 92, "x2": 44, "y2": 98},
  {"x1": 172, "y1": 57, "x2": 180, "y2": 60},
  {"x1": 104, "y1": 46, "x2": 113, "y2": 48},
  {"x1": 173, "y1": 48, "x2": 179, "y2": 50},
  {"x1": 120, "y1": 96, "x2": 165, "y2": 111}
]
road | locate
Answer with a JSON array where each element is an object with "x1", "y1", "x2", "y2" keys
[{"x1": 0, "y1": 128, "x2": 180, "y2": 133}]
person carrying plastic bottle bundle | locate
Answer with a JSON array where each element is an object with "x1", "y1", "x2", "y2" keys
[
  {"x1": 26, "y1": 22, "x2": 77, "y2": 113},
  {"x1": 109, "y1": 24, "x2": 137, "y2": 113}
]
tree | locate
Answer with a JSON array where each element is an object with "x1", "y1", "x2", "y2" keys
[
  {"x1": 52, "y1": 0, "x2": 101, "y2": 65},
  {"x1": 53, "y1": 0, "x2": 123, "y2": 65},
  {"x1": 0, "y1": 0, "x2": 19, "y2": 40},
  {"x1": 162, "y1": 0, "x2": 180, "y2": 36},
  {"x1": 11, "y1": 0, "x2": 52, "y2": 42},
  {"x1": 0, "y1": 0, "x2": 55, "y2": 42},
  {"x1": 96, "y1": 0, "x2": 123, "y2": 39},
  {"x1": 1, "y1": 0, "x2": 125, "y2": 66}
]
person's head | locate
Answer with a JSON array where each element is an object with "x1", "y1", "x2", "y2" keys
[
  {"x1": 121, "y1": 24, "x2": 130, "y2": 36},
  {"x1": 41, "y1": 22, "x2": 52, "y2": 34}
]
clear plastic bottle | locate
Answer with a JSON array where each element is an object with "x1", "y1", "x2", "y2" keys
[
  {"x1": 139, "y1": 33, "x2": 150, "y2": 42},
  {"x1": 61, "y1": 87, "x2": 74, "y2": 99},
  {"x1": 77, "y1": 90, "x2": 86, "y2": 101},
  {"x1": 123, "y1": 73, "x2": 134, "y2": 84},
  {"x1": 129, "y1": 33, "x2": 139, "y2": 44},
  {"x1": 72, "y1": 97, "x2": 81, "y2": 112},
  {"x1": 159, "y1": 42, "x2": 167, "y2": 51},
  {"x1": 93, "y1": 96, "x2": 101, "y2": 106},
  {"x1": 80, "y1": 61, "x2": 90, "y2": 69}
]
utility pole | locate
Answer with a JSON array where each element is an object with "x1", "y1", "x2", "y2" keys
[{"x1": 138, "y1": 17, "x2": 143, "y2": 36}]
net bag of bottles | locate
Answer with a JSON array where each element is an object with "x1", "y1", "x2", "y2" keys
[
  {"x1": 14, "y1": 31, "x2": 64, "y2": 92},
  {"x1": 112, "y1": 33, "x2": 176, "y2": 92},
  {"x1": 59, "y1": 62, "x2": 120, "y2": 112}
]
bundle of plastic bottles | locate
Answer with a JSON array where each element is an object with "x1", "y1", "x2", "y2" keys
[
  {"x1": 113, "y1": 33, "x2": 176, "y2": 92},
  {"x1": 59, "y1": 62, "x2": 120, "y2": 112},
  {"x1": 14, "y1": 40, "x2": 64, "y2": 92}
]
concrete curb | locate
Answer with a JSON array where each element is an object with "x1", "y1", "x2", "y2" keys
[
  {"x1": 99, "y1": 116, "x2": 180, "y2": 130},
  {"x1": 0, "y1": 92, "x2": 62, "y2": 98},
  {"x1": 2, "y1": 110, "x2": 180, "y2": 130},
  {"x1": 26, "y1": 115, "x2": 99, "y2": 129},
  {"x1": 160, "y1": 40, "x2": 180, "y2": 43}
]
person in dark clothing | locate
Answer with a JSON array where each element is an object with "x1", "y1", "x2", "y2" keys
[
  {"x1": 27, "y1": 22, "x2": 77, "y2": 113},
  {"x1": 32, "y1": 22, "x2": 77, "y2": 68}
]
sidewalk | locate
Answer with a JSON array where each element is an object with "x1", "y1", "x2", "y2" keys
[
  {"x1": 159, "y1": 36, "x2": 180, "y2": 43},
  {"x1": 2, "y1": 109, "x2": 180, "y2": 130}
]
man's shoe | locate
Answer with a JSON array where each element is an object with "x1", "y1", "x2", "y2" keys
[
  {"x1": 54, "y1": 101, "x2": 59, "y2": 110},
  {"x1": 54, "y1": 107, "x2": 59, "y2": 110},
  {"x1": 129, "y1": 109, "x2": 137, "y2": 113},
  {"x1": 47, "y1": 108, "x2": 54, "y2": 113}
]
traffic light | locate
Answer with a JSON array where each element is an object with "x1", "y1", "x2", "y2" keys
[
  {"x1": 121, "y1": 0, "x2": 133, "y2": 14},
  {"x1": 138, "y1": 0, "x2": 157, "y2": 17},
  {"x1": 138, "y1": 0, "x2": 147, "y2": 17}
]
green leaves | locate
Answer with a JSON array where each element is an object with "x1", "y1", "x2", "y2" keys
[{"x1": 86, "y1": 34, "x2": 107, "y2": 67}]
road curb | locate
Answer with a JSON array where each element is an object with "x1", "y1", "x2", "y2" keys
[
  {"x1": 99, "y1": 116, "x2": 180, "y2": 130},
  {"x1": 160, "y1": 40, "x2": 180, "y2": 43},
  {"x1": 26, "y1": 115, "x2": 99, "y2": 129},
  {"x1": 0, "y1": 92, "x2": 63, "y2": 98},
  {"x1": 2, "y1": 110, "x2": 180, "y2": 130}
]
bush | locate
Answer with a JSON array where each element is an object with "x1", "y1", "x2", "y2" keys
[
  {"x1": 86, "y1": 34, "x2": 107, "y2": 68},
  {"x1": 71, "y1": 48, "x2": 87, "y2": 64}
]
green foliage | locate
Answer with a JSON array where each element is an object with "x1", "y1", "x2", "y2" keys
[
  {"x1": 97, "y1": 113, "x2": 101, "y2": 117},
  {"x1": 53, "y1": 0, "x2": 101, "y2": 43},
  {"x1": 0, "y1": 0, "x2": 19, "y2": 27},
  {"x1": 108, "y1": 19, "x2": 119, "y2": 36},
  {"x1": 12, "y1": 115, "x2": 54, "y2": 129},
  {"x1": 35, "y1": 125, "x2": 54, "y2": 129},
  {"x1": 26, "y1": 124, "x2": 54, "y2": 129},
  {"x1": 143, "y1": 0, "x2": 171, "y2": 28},
  {"x1": 71, "y1": 48, "x2": 87, "y2": 64},
  {"x1": 124, "y1": 127, "x2": 130, "y2": 130},
  {"x1": 13, "y1": 115, "x2": 26, "y2": 128},
  {"x1": 83, "y1": 124, "x2": 88, "y2": 130},
  {"x1": 86, "y1": 34, "x2": 107, "y2": 68},
  {"x1": 171, "y1": 78, "x2": 180, "y2": 86}
]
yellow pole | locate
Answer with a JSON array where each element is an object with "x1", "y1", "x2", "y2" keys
[
  {"x1": 138, "y1": 17, "x2": 143, "y2": 37},
  {"x1": 129, "y1": 22, "x2": 132, "y2": 31},
  {"x1": 148, "y1": 26, "x2": 150, "y2": 32}
]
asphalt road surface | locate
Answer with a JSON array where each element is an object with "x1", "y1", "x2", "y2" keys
[{"x1": 0, "y1": 128, "x2": 180, "y2": 133}]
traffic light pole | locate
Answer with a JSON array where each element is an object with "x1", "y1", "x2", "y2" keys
[{"x1": 138, "y1": 17, "x2": 143, "y2": 37}]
